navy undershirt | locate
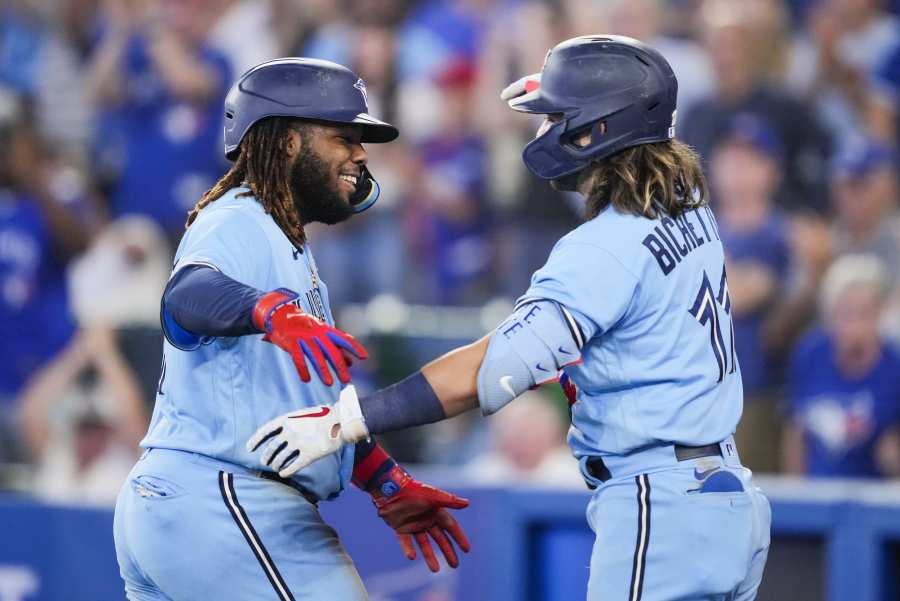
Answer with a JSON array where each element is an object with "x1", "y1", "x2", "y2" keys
[{"x1": 164, "y1": 265, "x2": 264, "y2": 337}]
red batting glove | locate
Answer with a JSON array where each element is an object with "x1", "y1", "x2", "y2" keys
[
  {"x1": 354, "y1": 446, "x2": 470, "y2": 572},
  {"x1": 560, "y1": 372, "x2": 578, "y2": 406},
  {"x1": 253, "y1": 289, "x2": 367, "y2": 387}
]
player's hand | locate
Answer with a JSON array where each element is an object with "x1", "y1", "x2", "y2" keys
[
  {"x1": 253, "y1": 288, "x2": 367, "y2": 387},
  {"x1": 372, "y1": 465, "x2": 471, "y2": 572},
  {"x1": 560, "y1": 372, "x2": 578, "y2": 406},
  {"x1": 247, "y1": 386, "x2": 369, "y2": 477}
]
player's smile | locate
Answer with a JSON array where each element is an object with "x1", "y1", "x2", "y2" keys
[{"x1": 338, "y1": 171, "x2": 359, "y2": 196}]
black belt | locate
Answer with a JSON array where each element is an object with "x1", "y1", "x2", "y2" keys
[
  {"x1": 586, "y1": 443, "x2": 723, "y2": 483},
  {"x1": 257, "y1": 470, "x2": 319, "y2": 505}
]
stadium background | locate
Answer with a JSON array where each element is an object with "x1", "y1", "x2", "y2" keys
[{"x1": 2, "y1": 0, "x2": 900, "y2": 599}]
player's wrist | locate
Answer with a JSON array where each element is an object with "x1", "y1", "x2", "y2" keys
[
  {"x1": 357, "y1": 371, "x2": 446, "y2": 435},
  {"x1": 337, "y1": 385, "x2": 369, "y2": 443},
  {"x1": 252, "y1": 288, "x2": 299, "y2": 332},
  {"x1": 371, "y1": 464, "x2": 412, "y2": 501},
  {"x1": 352, "y1": 441, "x2": 395, "y2": 490}
]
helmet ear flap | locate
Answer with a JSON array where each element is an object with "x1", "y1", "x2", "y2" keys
[
  {"x1": 563, "y1": 120, "x2": 606, "y2": 151},
  {"x1": 349, "y1": 166, "x2": 380, "y2": 213}
]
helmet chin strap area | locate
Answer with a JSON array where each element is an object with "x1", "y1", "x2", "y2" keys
[{"x1": 349, "y1": 166, "x2": 381, "y2": 213}]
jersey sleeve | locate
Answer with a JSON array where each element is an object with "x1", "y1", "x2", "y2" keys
[
  {"x1": 174, "y1": 205, "x2": 271, "y2": 290},
  {"x1": 517, "y1": 240, "x2": 639, "y2": 346}
]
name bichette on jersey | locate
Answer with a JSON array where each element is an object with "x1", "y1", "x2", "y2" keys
[{"x1": 641, "y1": 206, "x2": 721, "y2": 276}]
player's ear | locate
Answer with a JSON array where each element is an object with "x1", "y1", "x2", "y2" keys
[{"x1": 285, "y1": 128, "x2": 302, "y2": 160}]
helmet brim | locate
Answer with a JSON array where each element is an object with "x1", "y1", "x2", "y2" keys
[
  {"x1": 502, "y1": 73, "x2": 565, "y2": 115},
  {"x1": 353, "y1": 114, "x2": 399, "y2": 143},
  {"x1": 225, "y1": 112, "x2": 400, "y2": 161}
]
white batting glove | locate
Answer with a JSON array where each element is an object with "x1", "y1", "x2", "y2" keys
[{"x1": 246, "y1": 385, "x2": 370, "y2": 477}]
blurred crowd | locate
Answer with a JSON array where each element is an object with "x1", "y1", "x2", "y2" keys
[{"x1": 4, "y1": 0, "x2": 900, "y2": 505}]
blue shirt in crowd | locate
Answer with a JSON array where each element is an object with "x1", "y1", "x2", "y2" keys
[
  {"x1": 95, "y1": 35, "x2": 230, "y2": 235},
  {"x1": 0, "y1": 192, "x2": 74, "y2": 400},
  {"x1": 789, "y1": 330, "x2": 900, "y2": 478},
  {"x1": 718, "y1": 212, "x2": 790, "y2": 395}
]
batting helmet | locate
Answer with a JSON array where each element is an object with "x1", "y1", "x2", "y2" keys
[
  {"x1": 223, "y1": 58, "x2": 399, "y2": 213},
  {"x1": 501, "y1": 35, "x2": 677, "y2": 184}
]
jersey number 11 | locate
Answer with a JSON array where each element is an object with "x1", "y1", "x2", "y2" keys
[{"x1": 689, "y1": 265, "x2": 737, "y2": 382}]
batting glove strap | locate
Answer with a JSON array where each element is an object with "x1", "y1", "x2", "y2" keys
[
  {"x1": 337, "y1": 385, "x2": 369, "y2": 443},
  {"x1": 351, "y1": 442, "x2": 398, "y2": 492},
  {"x1": 252, "y1": 288, "x2": 300, "y2": 332},
  {"x1": 371, "y1": 464, "x2": 413, "y2": 503}
]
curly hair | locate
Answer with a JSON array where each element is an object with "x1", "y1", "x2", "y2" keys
[
  {"x1": 186, "y1": 117, "x2": 308, "y2": 246},
  {"x1": 579, "y1": 139, "x2": 709, "y2": 220}
]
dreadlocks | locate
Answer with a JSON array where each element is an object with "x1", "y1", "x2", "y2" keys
[{"x1": 186, "y1": 117, "x2": 308, "y2": 246}]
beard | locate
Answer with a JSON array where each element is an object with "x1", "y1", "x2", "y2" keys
[{"x1": 290, "y1": 148, "x2": 354, "y2": 226}]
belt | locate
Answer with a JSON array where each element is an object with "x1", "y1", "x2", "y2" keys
[
  {"x1": 586, "y1": 443, "x2": 723, "y2": 483},
  {"x1": 257, "y1": 470, "x2": 319, "y2": 506}
]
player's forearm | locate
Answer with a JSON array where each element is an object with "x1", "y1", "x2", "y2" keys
[
  {"x1": 421, "y1": 336, "x2": 489, "y2": 417},
  {"x1": 163, "y1": 265, "x2": 264, "y2": 338},
  {"x1": 357, "y1": 337, "x2": 488, "y2": 436}
]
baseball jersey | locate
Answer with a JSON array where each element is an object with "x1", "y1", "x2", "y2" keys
[
  {"x1": 142, "y1": 186, "x2": 354, "y2": 500},
  {"x1": 788, "y1": 330, "x2": 900, "y2": 478},
  {"x1": 520, "y1": 204, "x2": 743, "y2": 460}
]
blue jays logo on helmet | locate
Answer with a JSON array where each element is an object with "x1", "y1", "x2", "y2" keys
[
  {"x1": 353, "y1": 78, "x2": 369, "y2": 108},
  {"x1": 502, "y1": 35, "x2": 678, "y2": 184}
]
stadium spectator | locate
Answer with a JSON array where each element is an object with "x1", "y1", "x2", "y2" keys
[
  {"x1": 786, "y1": 0, "x2": 900, "y2": 147},
  {"x1": 681, "y1": 0, "x2": 832, "y2": 213},
  {"x1": 782, "y1": 255, "x2": 900, "y2": 478},
  {"x1": 0, "y1": 1, "x2": 94, "y2": 157},
  {"x1": 762, "y1": 212, "x2": 835, "y2": 362},
  {"x1": 87, "y1": 0, "x2": 231, "y2": 243},
  {"x1": 827, "y1": 139, "x2": 900, "y2": 340},
  {"x1": 0, "y1": 92, "x2": 95, "y2": 465},
  {"x1": 67, "y1": 216, "x2": 171, "y2": 408},
  {"x1": 19, "y1": 326, "x2": 148, "y2": 505},
  {"x1": 412, "y1": 59, "x2": 495, "y2": 305},
  {"x1": 464, "y1": 390, "x2": 581, "y2": 486},
  {"x1": 830, "y1": 139, "x2": 900, "y2": 269},
  {"x1": 711, "y1": 114, "x2": 792, "y2": 472}
]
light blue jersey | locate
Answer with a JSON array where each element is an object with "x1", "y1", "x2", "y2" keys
[
  {"x1": 520, "y1": 204, "x2": 743, "y2": 462},
  {"x1": 142, "y1": 186, "x2": 354, "y2": 501},
  {"x1": 518, "y1": 204, "x2": 770, "y2": 601}
]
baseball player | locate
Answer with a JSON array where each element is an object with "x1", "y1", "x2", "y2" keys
[
  {"x1": 248, "y1": 37, "x2": 772, "y2": 601},
  {"x1": 113, "y1": 58, "x2": 470, "y2": 601}
]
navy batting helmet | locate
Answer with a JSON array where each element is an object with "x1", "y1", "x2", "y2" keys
[
  {"x1": 501, "y1": 35, "x2": 677, "y2": 184},
  {"x1": 223, "y1": 58, "x2": 399, "y2": 213}
]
